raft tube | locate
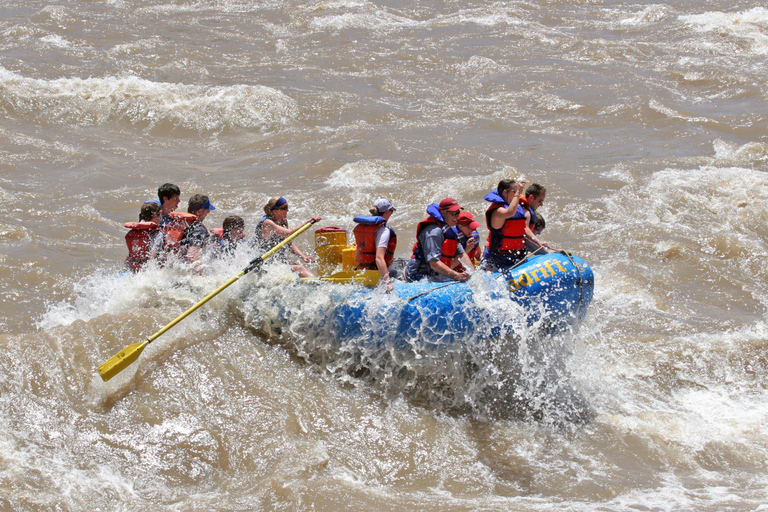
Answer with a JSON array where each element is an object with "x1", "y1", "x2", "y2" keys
[{"x1": 329, "y1": 252, "x2": 594, "y2": 348}]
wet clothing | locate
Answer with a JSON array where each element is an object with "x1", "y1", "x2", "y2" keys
[
  {"x1": 180, "y1": 221, "x2": 211, "y2": 258},
  {"x1": 252, "y1": 216, "x2": 290, "y2": 260},
  {"x1": 209, "y1": 228, "x2": 241, "y2": 257}
]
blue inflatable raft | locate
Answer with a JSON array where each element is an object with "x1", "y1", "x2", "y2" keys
[{"x1": 321, "y1": 252, "x2": 593, "y2": 348}]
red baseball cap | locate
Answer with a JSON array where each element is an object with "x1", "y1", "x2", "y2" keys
[
  {"x1": 438, "y1": 197, "x2": 463, "y2": 212},
  {"x1": 457, "y1": 211, "x2": 480, "y2": 230}
]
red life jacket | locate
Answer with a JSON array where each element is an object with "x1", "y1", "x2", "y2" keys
[
  {"x1": 412, "y1": 217, "x2": 458, "y2": 267},
  {"x1": 163, "y1": 212, "x2": 197, "y2": 253},
  {"x1": 209, "y1": 228, "x2": 224, "y2": 240},
  {"x1": 124, "y1": 221, "x2": 159, "y2": 272},
  {"x1": 485, "y1": 202, "x2": 526, "y2": 253},
  {"x1": 353, "y1": 216, "x2": 397, "y2": 270}
]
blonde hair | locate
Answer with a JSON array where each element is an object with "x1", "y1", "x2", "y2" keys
[{"x1": 264, "y1": 196, "x2": 288, "y2": 226}]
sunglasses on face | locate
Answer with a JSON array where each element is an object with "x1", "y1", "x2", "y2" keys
[
  {"x1": 274, "y1": 205, "x2": 288, "y2": 211},
  {"x1": 445, "y1": 210, "x2": 460, "y2": 216}
]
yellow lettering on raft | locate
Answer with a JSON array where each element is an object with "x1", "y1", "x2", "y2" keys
[
  {"x1": 507, "y1": 258, "x2": 570, "y2": 291},
  {"x1": 530, "y1": 267, "x2": 548, "y2": 282}
]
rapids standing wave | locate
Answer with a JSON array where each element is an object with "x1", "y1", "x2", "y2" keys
[{"x1": 0, "y1": 66, "x2": 299, "y2": 133}]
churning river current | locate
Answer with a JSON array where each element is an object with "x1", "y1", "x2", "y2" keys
[{"x1": 1, "y1": 0, "x2": 767, "y2": 510}]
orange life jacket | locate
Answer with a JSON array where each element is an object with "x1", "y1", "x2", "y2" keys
[
  {"x1": 485, "y1": 202, "x2": 526, "y2": 253},
  {"x1": 352, "y1": 216, "x2": 397, "y2": 270},
  {"x1": 163, "y1": 212, "x2": 197, "y2": 253},
  {"x1": 124, "y1": 221, "x2": 159, "y2": 272},
  {"x1": 412, "y1": 217, "x2": 458, "y2": 267}
]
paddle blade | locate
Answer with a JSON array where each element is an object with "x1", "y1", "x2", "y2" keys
[{"x1": 98, "y1": 340, "x2": 149, "y2": 382}]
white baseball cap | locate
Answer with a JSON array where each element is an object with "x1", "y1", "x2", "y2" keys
[{"x1": 373, "y1": 198, "x2": 395, "y2": 214}]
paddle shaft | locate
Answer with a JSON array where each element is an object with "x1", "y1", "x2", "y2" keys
[{"x1": 98, "y1": 219, "x2": 316, "y2": 381}]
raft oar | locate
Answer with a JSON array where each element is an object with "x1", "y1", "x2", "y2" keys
[{"x1": 97, "y1": 220, "x2": 317, "y2": 382}]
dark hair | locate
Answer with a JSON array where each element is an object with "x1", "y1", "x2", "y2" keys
[
  {"x1": 223, "y1": 215, "x2": 245, "y2": 234},
  {"x1": 139, "y1": 202, "x2": 161, "y2": 222},
  {"x1": 187, "y1": 194, "x2": 209, "y2": 213},
  {"x1": 525, "y1": 183, "x2": 546, "y2": 199},
  {"x1": 497, "y1": 179, "x2": 517, "y2": 193},
  {"x1": 534, "y1": 214, "x2": 546, "y2": 232},
  {"x1": 158, "y1": 183, "x2": 180, "y2": 204}
]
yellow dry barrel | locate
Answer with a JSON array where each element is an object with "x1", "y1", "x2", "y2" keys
[
  {"x1": 342, "y1": 245, "x2": 357, "y2": 271},
  {"x1": 315, "y1": 227, "x2": 347, "y2": 275}
]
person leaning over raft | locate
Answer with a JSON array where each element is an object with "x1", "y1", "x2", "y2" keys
[
  {"x1": 404, "y1": 198, "x2": 473, "y2": 282},
  {"x1": 253, "y1": 196, "x2": 321, "y2": 278},
  {"x1": 353, "y1": 198, "x2": 397, "y2": 292},
  {"x1": 482, "y1": 179, "x2": 528, "y2": 271}
]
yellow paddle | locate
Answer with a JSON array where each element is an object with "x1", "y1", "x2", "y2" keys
[{"x1": 97, "y1": 219, "x2": 317, "y2": 382}]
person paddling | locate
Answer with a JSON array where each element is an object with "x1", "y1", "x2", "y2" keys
[
  {"x1": 353, "y1": 198, "x2": 397, "y2": 292},
  {"x1": 404, "y1": 198, "x2": 473, "y2": 282},
  {"x1": 253, "y1": 196, "x2": 321, "y2": 278}
]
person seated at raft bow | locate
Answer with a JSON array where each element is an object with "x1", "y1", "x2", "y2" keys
[
  {"x1": 453, "y1": 211, "x2": 482, "y2": 271},
  {"x1": 210, "y1": 215, "x2": 246, "y2": 257},
  {"x1": 124, "y1": 201, "x2": 164, "y2": 272},
  {"x1": 253, "y1": 196, "x2": 321, "y2": 278},
  {"x1": 521, "y1": 182, "x2": 551, "y2": 254},
  {"x1": 353, "y1": 198, "x2": 397, "y2": 292},
  {"x1": 481, "y1": 179, "x2": 528, "y2": 271},
  {"x1": 404, "y1": 198, "x2": 473, "y2": 283},
  {"x1": 179, "y1": 194, "x2": 216, "y2": 266}
]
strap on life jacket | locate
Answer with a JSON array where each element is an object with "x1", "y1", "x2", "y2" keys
[
  {"x1": 485, "y1": 202, "x2": 526, "y2": 253},
  {"x1": 353, "y1": 216, "x2": 397, "y2": 270},
  {"x1": 164, "y1": 212, "x2": 197, "y2": 252}
]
